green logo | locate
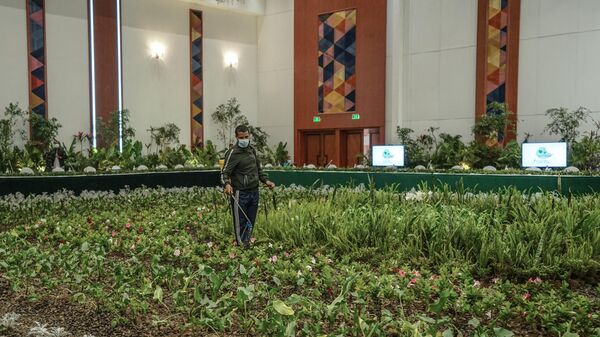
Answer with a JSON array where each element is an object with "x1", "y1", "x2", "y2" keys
[{"x1": 536, "y1": 147, "x2": 552, "y2": 159}]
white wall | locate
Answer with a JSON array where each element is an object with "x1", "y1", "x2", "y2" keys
[
  {"x1": 257, "y1": 0, "x2": 294, "y2": 157},
  {"x1": 400, "y1": 0, "x2": 600, "y2": 144},
  {"x1": 0, "y1": 0, "x2": 89, "y2": 147},
  {"x1": 385, "y1": 0, "x2": 405, "y2": 144},
  {"x1": 181, "y1": 0, "x2": 266, "y2": 16},
  {"x1": 400, "y1": 0, "x2": 477, "y2": 142},
  {"x1": 0, "y1": 1, "x2": 28, "y2": 145},
  {"x1": 518, "y1": 0, "x2": 600, "y2": 142},
  {"x1": 46, "y1": 0, "x2": 90, "y2": 146},
  {"x1": 6, "y1": 0, "x2": 600, "y2": 154},
  {"x1": 122, "y1": 0, "x2": 258, "y2": 151}
]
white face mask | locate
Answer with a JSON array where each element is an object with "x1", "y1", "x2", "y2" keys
[{"x1": 237, "y1": 139, "x2": 250, "y2": 148}]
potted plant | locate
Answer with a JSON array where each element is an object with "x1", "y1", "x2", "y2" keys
[{"x1": 472, "y1": 102, "x2": 513, "y2": 147}]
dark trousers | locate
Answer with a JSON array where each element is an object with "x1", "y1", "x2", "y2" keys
[{"x1": 230, "y1": 190, "x2": 259, "y2": 246}]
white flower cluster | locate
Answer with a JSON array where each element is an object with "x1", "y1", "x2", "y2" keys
[
  {"x1": 525, "y1": 191, "x2": 560, "y2": 203},
  {"x1": 0, "y1": 312, "x2": 21, "y2": 329},
  {"x1": 3, "y1": 319, "x2": 97, "y2": 337},
  {"x1": 27, "y1": 322, "x2": 71, "y2": 337},
  {"x1": 0, "y1": 186, "x2": 222, "y2": 210},
  {"x1": 404, "y1": 188, "x2": 432, "y2": 202},
  {"x1": 285, "y1": 184, "x2": 303, "y2": 190},
  {"x1": 286, "y1": 184, "x2": 350, "y2": 195},
  {"x1": 353, "y1": 183, "x2": 367, "y2": 192}
]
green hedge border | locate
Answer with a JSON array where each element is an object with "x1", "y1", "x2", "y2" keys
[
  {"x1": 266, "y1": 170, "x2": 599, "y2": 195},
  {"x1": 0, "y1": 170, "x2": 598, "y2": 196},
  {"x1": 0, "y1": 170, "x2": 220, "y2": 196}
]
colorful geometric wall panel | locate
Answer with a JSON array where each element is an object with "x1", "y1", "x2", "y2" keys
[
  {"x1": 27, "y1": 0, "x2": 47, "y2": 120},
  {"x1": 476, "y1": 0, "x2": 521, "y2": 143},
  {"x1": 486, "y1": 0, "x2": 508, "y2": 108},
  {"x1": 318, "y1": 9, "x2": 356, "y2": 113},
  {"x1": 190, "y1": 10, "x2": 204, "y2": 148}
]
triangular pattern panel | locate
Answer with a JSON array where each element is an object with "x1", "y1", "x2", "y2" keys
[{"x1": 318, "y1": 9, "x2": 357, "y2": 113}]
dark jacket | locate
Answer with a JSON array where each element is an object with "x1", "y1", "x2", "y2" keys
[{"x1": 221, "y1": 145, "x2": 267, "y2": 191}]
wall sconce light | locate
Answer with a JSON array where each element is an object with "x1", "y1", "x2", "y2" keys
[
  {"x1": 150, "y1": 42, "x2": 166, "y2": 60},
  {"x1": 224, "y1": 52, "x2": 239, "y2": 68},
  {"x1": 216, "y1": 0, "x2": 245, "y2": 5}
]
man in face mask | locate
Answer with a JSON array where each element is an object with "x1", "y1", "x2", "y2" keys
[{"x1": 221, "y1": 125, "x2": 276, "y2": 248}]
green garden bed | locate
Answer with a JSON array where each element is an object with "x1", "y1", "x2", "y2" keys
[
  {"x1": 1, "y1": 169, "x2": 600, "y2": 196},
  {"x1": 0, "y1": 186, "x2": 598, "y2": 336}
]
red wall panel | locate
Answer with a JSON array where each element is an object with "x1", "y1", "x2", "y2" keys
[{"x1": 294, "y1": 0, "x2": 387, "y2": 165}]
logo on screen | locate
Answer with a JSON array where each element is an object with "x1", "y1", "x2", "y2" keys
[
  {"x1": 383, "y1": 149, "x2": 393, "y2": 159},
  {"x1": 536, "y1": 147, "x2": 552, "y2": 159}
]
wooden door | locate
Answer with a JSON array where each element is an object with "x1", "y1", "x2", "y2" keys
[
  {"x1": 305, "y1": 134, "x2": 321, "y2": 166},
  {"x1": 344, "y1": 132, "x2": 363, "y2": 167},
  {"x1": 322, "y1": 133, "x2": 336, "y2": 166},
  {"x1": 303, "y1": 132, "x2": 336, "y2": 166}
]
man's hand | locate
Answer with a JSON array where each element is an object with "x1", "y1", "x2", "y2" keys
[
  {"x1": 265, "y1": 180, "x2": 276, "y2": 189},
  {"x1": 224, "y1": 184, "x2": 233, "y2": 195}
]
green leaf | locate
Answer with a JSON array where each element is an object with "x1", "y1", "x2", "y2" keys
[
  {"x1": 81, "y1": 241, "x2": 89, "y2": 252},
  {"x1": 562, "y1": 333, "x2": 579, "y2": 337},
  {"x1": 240, "y1": 264, "x2": 246, "y2": 275},
  {"x1": 285, "y1": 320, "x2": 297, "y2": 337},
  {"x1": 493, "y1": 327, "x2": 514, "y2": 337},
  {"x1": 443, "y1": 329, "x2": 454, "y2": 337},
  {"x1": 468, "y1": 318, "x2": 481, "y2": 328},
  {"x1": 194, "y1": 287, "x2": 202, "y2": 303},
  {"x1": 359, "y1": 317, "x2": 368, "y2": 332},
  {"x1": 418, "y1": 315, "x2": 436, "y2": 324},
  {"x1": 73, "y1": 292, "x2": 86, "y2": 304},
  {"x1": 237, "y1": 285, "x2": 254, "y2": 302},
  {"x1": 153, "y1": 285, "x2": 163, "y2": 303},
  {"x1": 273, "y1": 300, "x2": 294, "y2": 316},
  {"x1": 429, "y1": 289, "x2": 450, "y2": 314}
]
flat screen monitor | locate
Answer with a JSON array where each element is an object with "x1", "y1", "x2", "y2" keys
[
  {"x1": 521, "y1": 142, "x2": 567, "y2": 168},
  {"x1": 372, "y1": 145, "x2": 405, "y2": 167}
]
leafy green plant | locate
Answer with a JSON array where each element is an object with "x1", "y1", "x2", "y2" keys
[
  {"x1": 465, "y1": 103, "x2": 515, "y2": 168},
  {"x1": 28, "y1": 113, "x2": 62, "y2": 152},
  {"x1": 263, "y1": 141, "x2": 289, "y2": 166},
  {"x1": 98, "y1": 109, "x2": 135, "y2": 148},
  {"x1": 432, "y1": 133, "x2": 466, "y2": 168},
  {"x1": 497, "y1": 140, "x2": 521, "y2": 168},
  {"x1": 396, "y1": 127, "x2": 437, "y2": 166},
  {"x1": 212, "y1": 98, "x2": 247, "y2": 149},
  {"x1": 247, "y1": 125, "x2": 269, "y2": 154},
  {"x1": 211, "y1": 98, "x2": 270, "y2": 154},
  {"x1": 61, "y1": 132, "x2": 92, "y2": 171},
  {"x1": 188, "y1": 140, "x2": 219, "y2": 167},
  {"x1": 148, "y1": 123, "x2": 181, "y2": 153},
  {"x1": 159, "y1": 145, "x2": 189, "y2": 167},
  {"x1": 545, "y1": 107, "x2": 590, "y2": 143},
  {"x1": 473, "y1": 102, "x2": 513, "y2": 144},
  {"x1": 570, "y1": 120, "x2": 600, "y2": 169},
  {"x1": 0, "y1": 103, "x2": 28, "y2": 172}
]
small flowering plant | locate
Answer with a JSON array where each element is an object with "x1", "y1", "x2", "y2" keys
[{"x1": 0, "y1": 186, "x2": 597, "y2": 336}]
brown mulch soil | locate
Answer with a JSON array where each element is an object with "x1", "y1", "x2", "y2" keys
[
  {"x1": 0, "y1": 276, "x2": 221, "y2": 337},
  {"x1": 1, "y1": 274, "x2": 596, "y2": 337}
]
